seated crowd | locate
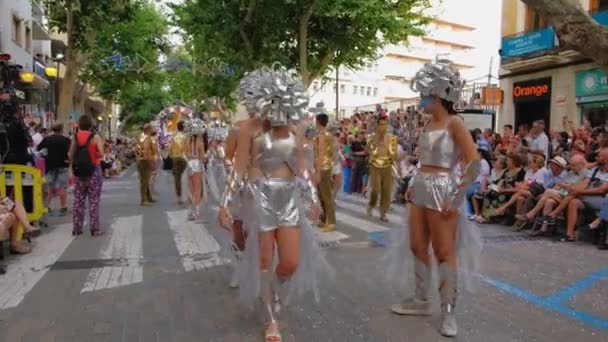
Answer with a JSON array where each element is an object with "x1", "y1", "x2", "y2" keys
[{"x1": 463, "y1": 118, "x2": 608, "y2": 249}]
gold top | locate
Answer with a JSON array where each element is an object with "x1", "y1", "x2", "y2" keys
[
  {"x1": 314, "y1": 131, "x2": 334, "y2": 171},
  {"x1": 169, "y1": 132, "x2": 188, "y2": 159},
  {"x1": 151, "y1": 138, "x2": 159, "y2": 159},
  {"x1": 136, "y1": 133, "x2": 153, "y2": 160},
  {"x1": 368, "y1": 133, "x2": 398, "y2": 168}
]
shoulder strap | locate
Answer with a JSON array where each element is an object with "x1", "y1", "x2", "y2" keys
[{"x1": 591, "y1": 167, "x2": 600, "y2": 180}]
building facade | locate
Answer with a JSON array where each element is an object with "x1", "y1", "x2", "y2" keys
[
  {"x1": 310, "y1": 0, "x2": 501, "y2": 116},
  {"x1": 499, "y1": 0, "x2": 608, "y2": 130}
]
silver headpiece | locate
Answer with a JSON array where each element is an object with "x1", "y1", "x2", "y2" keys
[
  {"x1": 185, "y1": 117, "x2": 206, "y2": 136},
  {"x1": 237, "y1": 69, "x2": 265, "y2": 114},
  {"x1": 249, "y1": 67, "x2": 310, "y2": 127},
  {"x1": 410, "y1": 59, "x2": 465, "y2": 104}
]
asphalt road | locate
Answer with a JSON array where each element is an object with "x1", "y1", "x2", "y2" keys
[{"x1": 0, "y1": 168, "x2": 607, "y2": 342}]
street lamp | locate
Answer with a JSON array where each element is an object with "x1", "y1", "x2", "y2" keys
[
  {"x1": 107, "y1": 113, "x2": 113, "y2": 140},
  {"x1": 51, "y1": 54, "x2": 65, "y2": 120},
  {"x1": 20, "y1": 72, "x2": 35, "y2": 84},
  {"x1": 45, "y1": 66, "x2": 58, "y2": 123}
]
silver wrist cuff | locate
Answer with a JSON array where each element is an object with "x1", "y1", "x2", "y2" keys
[
  {"x1": 300, "y1": 170, "x2": 319, "y2": 205},
  {"x1": 460, "y1": 160, "x2": 481, "y2": 189},
  {"x1": 220, "y1": 169, "x2": 244, "y2": 208}
]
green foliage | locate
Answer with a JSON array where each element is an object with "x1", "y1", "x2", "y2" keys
[
  {"x1": 172, "y1": 0, "x2": 431, "y2": 85},
  {"x1": 81, "y1": 1, "x2": 169, "y2": 100},
  {"x1": 118, "y1": 73, "x2": 168, "y2": 129}
]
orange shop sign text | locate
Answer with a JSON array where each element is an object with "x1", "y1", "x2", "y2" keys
[{"x1": 513, "y1": 84, "x2": 549, "y2": 98}]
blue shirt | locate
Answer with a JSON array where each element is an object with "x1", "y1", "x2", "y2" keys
[
  {"x1": 539, "y1": 168, "x2": 567, "y2": 189},
  {"x1": 477, "y1": 137, "x2": 491, "y2": 152}
]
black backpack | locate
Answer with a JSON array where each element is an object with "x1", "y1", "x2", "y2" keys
[{"x1": 72, "y1": 133, "x2": 96, "y2": 178}]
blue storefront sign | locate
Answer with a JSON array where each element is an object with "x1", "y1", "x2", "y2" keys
[
  {"x1": 593, "y1": 10, "x2": 608, "y2": 25},
  {"x1": 501, "y1": 27, "x2": 557, "y2": 59}
]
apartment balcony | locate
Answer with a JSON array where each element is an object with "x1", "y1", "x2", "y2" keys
[
  {"x1": 500, "y1": 10, "x2": 608, "y2": 72},
  {"x1": 31, "y1": 0, "x2": 51, "y2": 41}
]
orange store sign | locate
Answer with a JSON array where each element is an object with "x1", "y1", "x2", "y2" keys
[{"x1": 513, "y1": 78, "x2": 552, "y2": 101}]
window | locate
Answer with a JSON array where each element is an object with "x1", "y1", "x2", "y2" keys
[
  {"x1": 25, "y1": 26, "x2": 32, "y2": 52},
  {"x1": 359, "y1": 86, "x2": 364, "y2": 95},
  {"x1": 353, "y1": 86, "x2": 358, "y2": 95},
  {"x1": 313, "y1": 82, "x2": 319, "y2": 91},
  {"x1": 373, "y1": 88, "x2": 378, "y2": 97},
  {"x1": 12, "y1": 14, "x2": 22, "y2": 46},
  {"x1": 340, "y1": 85, "x2": 345, "y2": 94},
  {"x1": 367, "y1": 87, "x2": 372, "y2": 96},
  {"x1": 525, "y1": 6, "x2": 547, "y2": 31}
]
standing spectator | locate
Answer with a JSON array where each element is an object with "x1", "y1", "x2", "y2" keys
[
  {"x1": 69, "y1": 115, "x2": 105, "y2": 236},
  {"x1": 465, "y1": 149, "x2": 491, "y2": 218},
  {"x1": 518, "y1": 123, "x2": 533, "y2": 146},
  {"x1": 31, "y1": 124, "x2": 44, "y2": 150},
  {"x1": 473, "y1": 128, "x2": 491, "y2": 152},
  {"x1": 349, "y1": 132, "x2": 367, "y2": 193},
  {"x1": 37, "y1": 123, "x2": 71, "y2": 215},
  {"x1": 497, "y1": 124, "x2": 514, "y2": 152},
  {"x1": 529, "y1": 120, "x2": 550, "y2": 162},
  {"x1": 341, "y1": 136, "x2": 354, "y2": 193}
]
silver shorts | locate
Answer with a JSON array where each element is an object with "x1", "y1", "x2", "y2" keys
[
  {"x1": 187, "y1": 159, "x2": 204, "y2": 175},
  {"x1": 253, "y1": 178, "x2": 300, "y2": 232},
  {"x1": 410, "y1": 172, "x2": 458, "y2": 212}
]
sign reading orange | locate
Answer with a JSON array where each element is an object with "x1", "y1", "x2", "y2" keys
[{"x1": 513, "y1": 84, "x2": 549, "y2": 97}]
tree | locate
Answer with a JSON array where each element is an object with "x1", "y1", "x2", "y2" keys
[
  {"x1": 521, "y1": 0, "x2": 608, "y2": 68},
  {"x1": 47, "y1": 0, "x2": 133, "y2": 121},
  {"x1": 117, "y1": 73, "x2": 168, "y2": 130},
  {"x1": 81, "y1": 1, "x2": 169, "y2": 106},
  {"x1": 173, "y1": 0, "x2": 431, "y2": 86}
]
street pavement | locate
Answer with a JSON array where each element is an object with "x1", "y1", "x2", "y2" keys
[{"x1": 0, "y1": 168, "x2": 607, "y2": 341}]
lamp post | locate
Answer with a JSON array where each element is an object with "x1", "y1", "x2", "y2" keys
[
  {"x1": 45, "y1": 66, "x2": 58, "y2": 124},
  {"x1": 107, "y1": 114, "x2": 112, "y2": 141},
  {"x1": 52, "y1": 54, "x2": 64, "y2": 119}
]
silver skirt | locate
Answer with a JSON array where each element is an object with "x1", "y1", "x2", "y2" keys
[
  {"x1": 253, "y1": 178, "x2": 300, "y2": 231},
  {"x1": 411, "y1": 171, "x2": 458, "y2": 212},
  {"x1": 187, "y1": 159, "x2": 204, "y2": 175}
]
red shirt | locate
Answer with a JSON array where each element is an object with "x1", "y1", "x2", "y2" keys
[{"x1": 76, "y1": 131, "x2": 101, "y2": 165}]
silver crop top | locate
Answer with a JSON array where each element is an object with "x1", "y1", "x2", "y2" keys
[
  {"x1": 418, "y1": 122, "x2": 460, "y2": 169},
  {"x1": 252, "y1": 132, "x2": 298, "y2": 175}
]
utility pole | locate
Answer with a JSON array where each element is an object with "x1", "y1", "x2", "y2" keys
[
  {"x1": 335, "y1": 65, "x2": 339, "y2": 119},
  {"x1": 488, "y1": 56, "x2": 494, "y2": 84}
]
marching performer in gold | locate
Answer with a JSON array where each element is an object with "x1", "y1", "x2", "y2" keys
[
  {"x1": 314, "y1": 113, "x2": 336, "y2": 232},
  {"x1": 366, "y1": 114, "x2": 398, "y2": 222},
  {"x1": 169, "y1": 121, "x2": 188, "y2": 205},
  {"x1": 136, "y1": 124, "x2": 156, "y2": 206}
]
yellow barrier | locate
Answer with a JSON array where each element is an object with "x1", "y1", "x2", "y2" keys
[{"x1": 0, "y1": 164, "x2": 48, "y2": 241}]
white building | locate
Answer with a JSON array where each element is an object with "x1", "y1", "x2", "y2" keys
[
  {"x1": 0, "y1": 0, "x2": 53, "y2": 125},
  {"x1": 310, "y1": 0, "x2": 502, "y2": 116}
]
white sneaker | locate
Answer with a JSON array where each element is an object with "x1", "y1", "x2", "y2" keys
[
  {"x1": 391, "y1": 298, "x2": 432, "y2": 316},
  {"x1": 439, "y1": 310, "x2": 458, "y2": 337}
]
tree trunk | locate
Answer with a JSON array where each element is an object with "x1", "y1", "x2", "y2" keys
[
  {"x1": 57, "y1": 1, "x2": 76, "y2": 123},
  {"x1": 298, "y1": 0, "x2": 317, "y2": 86},
  {"x1": 522, "y1": 0, "x2": 608, "y2": 69}
]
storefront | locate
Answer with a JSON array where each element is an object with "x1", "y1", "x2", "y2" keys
[
  {"x1": 575, "y1": 68, "x2": 608, "y2": 127},
  {"x1": 512, "y1": 77, "x2": 552, "y2": 129}
]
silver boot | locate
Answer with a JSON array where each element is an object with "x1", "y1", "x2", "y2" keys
[
  {"x1": 438, "y1": 263, "x2": 458, "y2": 337},
  {"x1": 391, "y1": 258, "x2": 432, "y2": 316},
  {"x1": 228, "y1": 244, "x2": 241, "y2": 288},
  {"x1": 260, "y1": 270, "x2": 282, "y2": 340}
]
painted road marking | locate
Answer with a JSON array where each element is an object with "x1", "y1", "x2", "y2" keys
[
  {"x1": 81, "y1": 215, "x2": 143, "y2": 293},
  {"x1": 167, "y1": 210, "x2": 226, "y2": 271},
  {"x1": 0, "y1": 223, "x2": 74, "y2": 309},
  {"x1": 335, "y1": 198, "x2": 405, "y2": 225},
  {"x1": 481, "y1": 271, "x2": 608, "y2": 330}
]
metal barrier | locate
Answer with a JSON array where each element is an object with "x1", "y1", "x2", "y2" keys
[{"x1": 0, "y1": 164, "x2": 48, "y2": 241}]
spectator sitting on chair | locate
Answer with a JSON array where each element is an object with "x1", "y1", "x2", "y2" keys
[
  {"x1": 518, "y1": 154, "x2": 588, "y2": 236},
  {"x1": 0, "y1": 197, "x2": 37, "y2": 256},
  {"x1": 547, "y1": 147, "x2": 608, "y2": 242}
]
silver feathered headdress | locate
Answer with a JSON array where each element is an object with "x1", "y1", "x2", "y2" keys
[
  {"x1": 410, "y1": 59, "x2": 465, "y2": 104},
  {"x1": 237, "y1": 69, "x2": 265, "y2": 114},
  {"x1": 248, "y1": 67, "x2": 310, "y2": 126},
  {"x1": 184, "y1": 117, "x2": 206, "y2": 136}
]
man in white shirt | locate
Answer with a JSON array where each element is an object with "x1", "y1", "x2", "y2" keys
[
  {"x1": 529, "y1": 120, "x2": 550, "y2": 163},
  {"x1": 31, "y1": 124, "x2": 44, "y2": 150}
]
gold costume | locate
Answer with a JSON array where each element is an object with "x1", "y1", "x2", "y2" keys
[
  {"x1": 136, "y1": 132, "x2": 154, "y2": 204},
  {"x1": 315, "y1": 131, "x2": 336, "y2": 229},
  {"x1": 169, "y1": 132, "x2": 189, "y2": 200},
  {"x1": 367, "y1": 133, "x2": 398, "y2": 219}
]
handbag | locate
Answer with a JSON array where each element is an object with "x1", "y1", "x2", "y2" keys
[{"x1": 529, "y1": 182, "x2": 545, "y2": 197}]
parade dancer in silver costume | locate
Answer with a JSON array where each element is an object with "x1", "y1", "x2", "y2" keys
[
  {"x1": 387, "y1": 59, "x2": 482, "y2": 337},
  {"x1": 185, "y1": 116, "x2": 207, "y2": 221},
  {"x1": 218, "y1": 67, "x2": 329, "y2": 342}
]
